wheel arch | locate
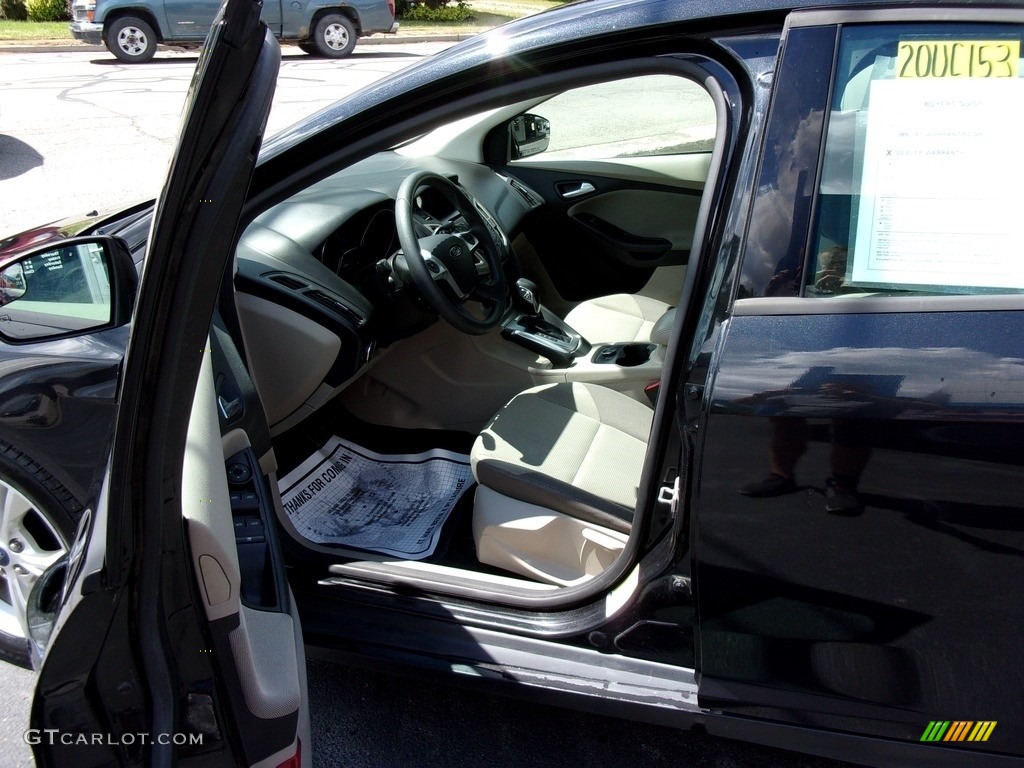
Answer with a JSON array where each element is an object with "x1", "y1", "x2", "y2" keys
[
  {"x1": 0, "y1": 439, "x2": 85, "y2": 523},
  {"x1": 307, "y1": 5, "x2": 362, "y2": 39},
  {"x1": 0, "y1": 440, "x2": 83, "y2": 668},
  {"x1": 101, "y1": 7, "x2": 164, "y2": 44}
]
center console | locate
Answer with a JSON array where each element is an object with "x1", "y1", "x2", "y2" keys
[
  {"x1": 501, "y1": 306, "x2": 590, "y2": 368},
  {"x1": 591, "y1": 342, "x2": 657, "y2": 367},
  {"x1": 501, "y1": 279, "x2": 664, "y2": 403}
]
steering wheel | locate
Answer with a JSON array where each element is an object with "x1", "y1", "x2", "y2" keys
[{"x1": 395, "y1": 171, "x2": 509, "y2": 335}]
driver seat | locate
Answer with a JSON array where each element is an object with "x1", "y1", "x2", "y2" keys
[
  {"x1": 470, "y1": 381, "x2": 653, "y2": 586},
  {"x1": 563, "y1": 293, "x2": 671, "y2": 345}
]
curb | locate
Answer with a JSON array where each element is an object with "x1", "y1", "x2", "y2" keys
[{"x1": 0, "y1": 32, "x2": 473, "y2": 55}]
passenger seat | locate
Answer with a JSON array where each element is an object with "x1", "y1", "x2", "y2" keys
[{"x1": 563, "y1": 293, "x2": 671, "y2": 344}]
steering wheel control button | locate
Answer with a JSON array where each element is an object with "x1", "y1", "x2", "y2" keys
[{"x1": 426, "y1": 260, "x2": 440, "y2": 274}]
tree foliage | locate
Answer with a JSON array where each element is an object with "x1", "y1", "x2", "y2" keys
[
  {"x1": 0, "y1": 0, "x2": 29, "y2": 21},
  {"x1": 26, "y1": 0, "x2": 67, "y2": 21},
  {"x1": 397, "y1": 0, "x2": 473, "y2": 22}
]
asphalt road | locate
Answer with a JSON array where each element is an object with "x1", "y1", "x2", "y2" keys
[
  {"x1": 0, "y1": 44, "x2": 856, "y2": 768},
  {"x1": 0, "y1": 42, "x2": 448, "y2": 237}
]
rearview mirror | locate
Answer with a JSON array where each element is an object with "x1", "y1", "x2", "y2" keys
[{"x1": 0, "y1": 236, "x2": 136, "y2": 343}]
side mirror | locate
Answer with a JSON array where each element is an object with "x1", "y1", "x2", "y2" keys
[
  {"x1": 509, "y1": 114, "x2": 550, "y2": 160},
  {"x1": 0, "y1": 236, "x2": 136, "y2": 343},
  {"x1": 0, "y1": 263, "x2": 27, "y2": 304}
]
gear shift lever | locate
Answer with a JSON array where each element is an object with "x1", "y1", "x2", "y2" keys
[
  {"x1": 514, "y1": 276, "x2": 567, "y2": 342},
  {"x1": 515, "y1": 278, "x2": 541, "y2": 316},
  {"x1": 504, "y1": 277, "x2": 590, "y2": 367}
]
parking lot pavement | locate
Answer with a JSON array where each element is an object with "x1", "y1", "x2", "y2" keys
[
  {"x1": 0, "y1": 32, "x2": 469, "y2": 56},
  {"x1": 0, "y1": 43, "x2": 450, "y2": 236},
  {"x1": 0, "y1": 663, "x2": 34, "y2": 766}
]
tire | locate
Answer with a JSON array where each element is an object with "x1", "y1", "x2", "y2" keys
[
  {"x1": 106, "y1": 16, "x2": 158, "y2": 64},
  {"x1": 298, "y1": 41, "x2": 319, "y2": 55},
  {"x1": 312, "y1": 14, "x2": 357, "y2": 58},
  {"x1": 0, "y1": 444, "x2": 80, "y2": 668}
]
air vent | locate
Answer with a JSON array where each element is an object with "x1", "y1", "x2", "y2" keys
[
  {"x1": 307, "y1": 290, "x2": 364, "y2": 326},
  {"x1": 269, "y1": 274, "x2": 307, "y2": 291},
  {"x1": 508, "y1": 177, "x2": 544, "y2": 208}
]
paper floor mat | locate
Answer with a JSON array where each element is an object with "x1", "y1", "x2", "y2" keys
[{"x1": 278, "y1": 435, "x2": 474, "y2": 559}]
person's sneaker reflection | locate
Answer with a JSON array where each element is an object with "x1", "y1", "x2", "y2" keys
[
  {"x1": 824, "y1": 475, "x2": 863, "y2": 515},
  {"x1": 738, "y1": 415, "x2": 870, "y2": 513},
  {"x1": 739, "y1": 472, "x2": 797, "y2": 497}
]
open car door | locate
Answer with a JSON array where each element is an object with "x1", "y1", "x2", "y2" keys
[{"x1": 27, "y1": 1, "x2": 308, "y2": 766}]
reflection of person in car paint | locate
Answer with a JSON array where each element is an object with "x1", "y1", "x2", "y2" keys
[
  {"x1": 812, "y1": 245, "x2": 849, "y2": 294},
  {"x1": 737, "y1": 367, "x2": 894, "y2": 515},
  {"x1": 739, "y1": 414, "x2": 871, "y2": 515}
]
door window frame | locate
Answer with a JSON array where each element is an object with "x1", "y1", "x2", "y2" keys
[{"x1": 735, "y1": 6, "x2": 1024, "y2": 318}]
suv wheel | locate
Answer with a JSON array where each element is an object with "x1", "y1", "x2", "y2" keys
[
  {"x1": 313, "y1": 14, "x2": 357, "y2": 58},
  {"x1": 0, "y1": 446, "x2": 79, "y2": 668},
  {"x1": 107, "y1": 16, "x2": 158, "y2": 63}
]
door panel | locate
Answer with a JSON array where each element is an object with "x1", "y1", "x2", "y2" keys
[
  {"x1": 696, "y1": 311, "x2": 1024, "y2": 755},
  {"x1": 508, "y1": 165, "x2": 702, "y2": 305},
  {"x1": 186, "y1": 344, "x2": 306, "y2": 765},
  {"x1": 31, "y1": 1, "x2": 299, "y2": 763},
  {"x1": 696, "y1": 10, "x2": 1024, "y2": 758},
  {"x1": 501, "y1": 71, "x2": 715, "y2": 308},
  {"x1": 567, "y1": 187, "x2": 702, "y2": 256},
  {"x1": 164, "y1": 0, "x2": 220, "y2": 40},
  {"x1": 183, "y1": 349, "x2": 242, "y2": 622},
  {"x1": 229, "y1": 606, "x2": 301, "y2": 720}
]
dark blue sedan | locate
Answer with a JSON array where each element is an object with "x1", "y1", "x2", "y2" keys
[{"x1": 4, "y1": 1, "x2": 1024, "y2": 765}]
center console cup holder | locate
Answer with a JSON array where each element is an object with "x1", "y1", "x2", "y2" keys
[{"x1": 592, "y1": 343, "x2": 657, "y2": 367}]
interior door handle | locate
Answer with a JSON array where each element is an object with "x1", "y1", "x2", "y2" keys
[{"x1": 558, "y1": 181, "x2": 596, "y2": 199}]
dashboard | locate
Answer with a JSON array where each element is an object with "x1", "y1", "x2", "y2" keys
[{"x1": 231, "y1": 151, "x2": 543, "y2": 430}]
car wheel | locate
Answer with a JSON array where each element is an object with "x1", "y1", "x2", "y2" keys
[
  {"x1": 298, "y1": 41, "x2": 319, "y2": 55},
  {"x1": 0, "y1": 445, "x2": 79, "y2": 668},
  {"x1": 312, "y1": 14, "x2": 357, "y2": 58},
  {"x1": 106, "y1": 16, "x2": 158, "y2": 63}
]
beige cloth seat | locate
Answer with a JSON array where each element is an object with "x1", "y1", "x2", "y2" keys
[
  {"x1": 471, "y1": 381, "x2": 653, "y2": 585},
  {"x1": 563, "y1": 293, "x2": 671, "y2": 344}
]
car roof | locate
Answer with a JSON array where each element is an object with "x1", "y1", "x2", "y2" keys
[{"x1": 261, "y1": 0, "x2": 1023, "y2": 159}]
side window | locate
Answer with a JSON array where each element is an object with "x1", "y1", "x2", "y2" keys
[
  {"x1": 807, "y1": 24, "x2": 1024, "y2": 297},
  {"x1": 510, "y1": 74, "x2": 716, "y2": 162}
]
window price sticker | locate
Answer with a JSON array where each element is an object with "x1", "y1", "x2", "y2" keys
[{"x1": 897, "y1": 40, "x2": 1020, "y2": 78}]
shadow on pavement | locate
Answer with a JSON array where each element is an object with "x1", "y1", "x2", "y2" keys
[
  {"x1": 87, "y1": 47, "x2": 429, "y2": 66},
  {"x1": 0, "y1": 135, "x2": 43, "y2": 181}
]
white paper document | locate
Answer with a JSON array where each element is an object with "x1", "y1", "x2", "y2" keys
[
  {"x1": 852, "y1": 77, "x2": 1024, "y2": 291},
  {"x1": 279, "y1": 436, "x2": 474, "y2": 559}
]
